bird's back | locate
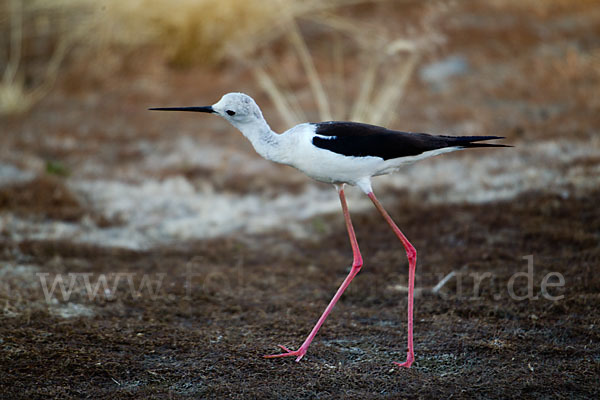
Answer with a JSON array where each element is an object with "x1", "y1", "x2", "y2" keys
[{"x1": 311, "y1": 121, "x2": 508, "y2": 161}]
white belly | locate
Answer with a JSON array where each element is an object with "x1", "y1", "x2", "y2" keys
[
  {"x1": 290, "y1": 146, "x2": 384, "y2": 185},
  {"x1": 289, "y1": 145, "x2": 463, "y2": 186}
]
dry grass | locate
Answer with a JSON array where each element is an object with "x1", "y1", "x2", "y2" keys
[
  {"x1": 0, "y1": 0, "x2": 294, "y2": 114},
  {"x1": 1, "y1": 0, "x2": 593, "y2": 119},
  {"x1": 1, "y1": 0, "x2": 443, "y2": 123},
  {"x1": 0, "y1": 0, "x2": 70, "y2": 115},
  {"x1": 237, "y1": 1, "x2": 452, "y2": 125}
]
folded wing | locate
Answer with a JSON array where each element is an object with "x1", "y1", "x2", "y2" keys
[{"x1": 312, "y1": 121, "x2": 509, "y2": 160}]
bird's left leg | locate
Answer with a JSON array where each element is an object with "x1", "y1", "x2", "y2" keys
[
  {"x1": 264, "y1": 184, "x2": 363, "y2": 362},
  {"x1": 367, "y1": 191, "x2": 416, "y2": 368}
]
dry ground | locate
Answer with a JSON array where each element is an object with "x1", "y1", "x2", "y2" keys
[{"x1": 1, "y1": 188, "x2": 598, "y2": 398}]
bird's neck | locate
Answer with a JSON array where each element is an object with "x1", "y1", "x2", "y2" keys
[{"x1": 231, "y1": 118, "x2": 289, "y2": 164}]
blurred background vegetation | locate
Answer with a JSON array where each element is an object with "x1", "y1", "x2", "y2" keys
[
  {"x1": 0, "y1": 0, "x2": 453, "y2": 125},
  {"x1": 2, "y1": 0, "x2": 595, "y2": 126}
]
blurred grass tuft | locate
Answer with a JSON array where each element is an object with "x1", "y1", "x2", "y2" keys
[
  {"x1": 0, "y1": 0, "x2": 446, "y2": 124},
  {"x1": 45, "y1": 160, "x2": 70, "y2": 177}
]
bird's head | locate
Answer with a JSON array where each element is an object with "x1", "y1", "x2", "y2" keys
[
  {"x1": 212, "y1": 92, "x2": 263, "y2": 123},
  {"x1": 149, "y1": 92, "x2": 264, "y2": 129}
]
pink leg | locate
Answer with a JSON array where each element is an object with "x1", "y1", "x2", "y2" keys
[
  {"x1": 367, "y1": 191, "x2": 416, "y2": 368},
  {"x1": 264, "y1": 185, "x2": 363, "y2": 362}
]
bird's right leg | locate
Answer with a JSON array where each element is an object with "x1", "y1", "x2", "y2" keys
[
  {"x1": 367, "y1": 191, "x2": 416, "y2": 368},
  {"x1": 264, "y1": 184, "x2": 363, "y2": 362}
]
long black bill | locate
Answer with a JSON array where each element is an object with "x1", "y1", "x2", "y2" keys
[{"x1": 148, "y1": 106, "x2": 214, "y2": 113}]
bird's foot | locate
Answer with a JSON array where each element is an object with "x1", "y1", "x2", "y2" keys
[
  {"x1": 263, "y1": 344, "x2": 307, "y2": 362},
  {"x1": 393, "y1": 352, "x2": 414, "y2": 368}
]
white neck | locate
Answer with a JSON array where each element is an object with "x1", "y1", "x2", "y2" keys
[{"x1": 229, "y1": 117, "x2": 290, "y2": 165}]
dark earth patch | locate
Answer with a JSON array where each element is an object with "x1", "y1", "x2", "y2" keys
[{"x1": 1, "y1": 189, "x2": 598, "y2": 398}]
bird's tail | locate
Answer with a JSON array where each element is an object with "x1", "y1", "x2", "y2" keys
[{"x1": 443, "y1": 135, "x2": 512, "y2": 149}]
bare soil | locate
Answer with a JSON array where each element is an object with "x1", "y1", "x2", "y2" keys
[{"x1": 1, "y1": 189, "x2": 599, "y2": 398}]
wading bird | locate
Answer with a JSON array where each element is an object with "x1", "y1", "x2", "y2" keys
[{"x1": 150, "y1": 92, "x2": 508, "y2": 368}]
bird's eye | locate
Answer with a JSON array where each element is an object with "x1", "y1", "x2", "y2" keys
[{"x1": 226, "y1": 110, "x2": 236, "y2": 116}]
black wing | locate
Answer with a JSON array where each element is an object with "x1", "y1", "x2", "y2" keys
[{"x1": 311, "y1": 121, "x2": 509, "y2": 160}]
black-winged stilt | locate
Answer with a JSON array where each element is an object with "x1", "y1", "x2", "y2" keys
[{"x1": 150, "y1": 92, "x2": 509, "y2": 368}]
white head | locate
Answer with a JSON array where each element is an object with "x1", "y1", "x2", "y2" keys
[
  {"x1": 211, "y1": 93, "x2": 264, "y2": 125},
  {"x1": 149, "y1": 92, "x2": 266, "y2": 131}
]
